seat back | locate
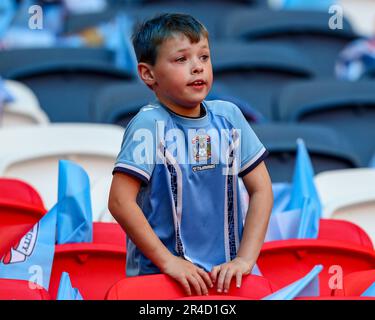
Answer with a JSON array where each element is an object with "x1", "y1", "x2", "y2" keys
[
  {"x1": 10, "y1": 63, "x2": 132, "y2": 122},
  {"x1": 91, "y1": 81, "x2": 155, "y2": 127},
  {"x1": 334, "y1": 270, "x2": 375, "y2": 297},
  {"x1": 106, "y1": 273, "x2": 276, "y2": 300},
  {"x1": 277, "y1": 80, "x2": 375, "y2": 165},
  {"x1": 253, "y1": 124, "x2": 360, "y2": 182},
  {"x1": 0, "y1": 279, "x2": 51, "y2": 300},
  {"x1": 319, "y1": 219, "x2": 373, "y2": 249},
  {"x1": 210, "y1": 41, "x2": 314, "y2": 120},
  {"x1": 93, "y1": 222, "x2": 125, "y2": 247},
  {"x1": 49, "y1": 243, "x2": 126, "y2": 300},
  {"x1": 1, "y1": 80, "x2": 49, "y2": 128},
  {"x1": 0, "y1": 124, "x2": 123, "y2": 209},
  {"x1": 331, "y1": 202, "x2": 375, "y2": 245},
  {"x1": 258, "y1": 239, "x2": 375, "y2": 296},
  {"x1": 0, "y1": 178, "x2": 46, "y2": 258},
  {"x1": 0, "y1": 48, "x2": 116, "y2": 77},
  {"x1": 221, "y1": 9, "x2": 356, "y2": 76}
]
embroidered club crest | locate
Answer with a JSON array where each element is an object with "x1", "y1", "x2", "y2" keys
[{"x1": 192, "y1": 134, "x2": 211, "y2": 162}]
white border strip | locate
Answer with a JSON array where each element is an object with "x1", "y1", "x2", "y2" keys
[
  {"x1": 239, "y1": 146, "x2": 267, "y2": 174},
  {"x1": 114, "y1": 163, "x2": 151, "y2": 181}
]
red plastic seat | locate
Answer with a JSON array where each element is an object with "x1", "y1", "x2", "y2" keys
[
  {"x1": 319, "y1": 219, "x2": 373, "y2": 248},
  {"x1": 106, "y1": 274, "x2": 277, "y2": 300},
  {"x1": 333, "y1": 270, "x2": 375, "y2": 297},
  {"x1": 93, "y1": 222, "x2": 125, "y2": 246},
  {"x1": 49, "y1": 243, "x2": 126, "y2": 300},
  {"x1": 0, "y1": 279, "x2": 51, "y2": 300},
  {"x1": 0, "y1": 178, "x2": 46, "y2": 258},
  {"x1": 258, "y1": 239, "x2": 375, "y2": 296}
]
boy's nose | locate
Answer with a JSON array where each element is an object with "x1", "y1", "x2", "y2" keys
[{"x1": 192, "y1": 61, "x2": 204, "y2": 74}]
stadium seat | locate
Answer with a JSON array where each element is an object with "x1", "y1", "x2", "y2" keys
[
  {"x1": 0, "y1": 48, "x2": 116, "y2": 77},
  {"x1": 220, "y1": 9, "x2": 357, "y2": 77},
  {"x1": 7, "y1": 62, "x2": 133, "y2": 122},
  {"x1": 0, "y1": 279, "x2": 51, "y2": 300},
  {"x1": 210, "y1": 41, "x2": 315, "y2": 120},
  {"x1": 0, "y1": 124, "x2": 123, "y2": 212},
  {"x1": 363, "y1": 65, "x2": 375, "y2": 80},
  {"x1": 106, "y1": 273, "x2": 277, "y2": 300},
  {"x1": 90, "y1": 176, "x2": 117, "y2": 223},
  {"x1": 49, "y1": 243, "x2": 126, "y2": 300},
  {"x1": 276, "y1": 80, "x2": 375, "y2": 165},
  {"x1": 314, "y1": 168, "x2": 375, "y2": 242},
  {"x1": 1, "y1": 80, "x2": 49, "y2": 127},
  {"x1": 93, "y1": 222, "x2": 125, "y2": 247},
  {"x1": 0, "y1": 178, "x2": 46, "y2": 258},
  {"x1": 319, "y1": 219, "x2": 373, "y2": 249},
  {"x1": 252, "y1": 124, "x2": 360, "y2": 182},
  {"x1": 333, "y1": 270, "x2": 375, "y2": 297},
  {"x1": 91, "y1": 81, "x2": 156, "y2": 127},
  {"x1": 125, "y1": 1, "x2": 257, "y2": 40},
  {"x1": 63, "y1": 7, "x2": 120, "y2": 33},
  {"x1": 257, "y1": 239, "x2": 375, "y2": 296}
]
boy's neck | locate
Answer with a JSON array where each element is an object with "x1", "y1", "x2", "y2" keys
[{"x1": 157, "y1": 97, "x2": 203, "y2": 118}]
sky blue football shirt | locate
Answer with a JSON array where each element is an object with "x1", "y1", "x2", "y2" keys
[{"x1": 113, "y1": 99, "x2": 268, "y2": 276}]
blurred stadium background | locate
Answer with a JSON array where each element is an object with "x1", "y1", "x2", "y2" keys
[{"x1": 1, "y1": 0, "x2": 375, "y2": 301}]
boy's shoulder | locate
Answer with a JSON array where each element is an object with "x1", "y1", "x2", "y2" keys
[
  {"x1": 125, "y1": 102, "x2": 170, "y2": 131},
  {"x1": 205, "y1": 99, "x2": 244, "y2": 123}
]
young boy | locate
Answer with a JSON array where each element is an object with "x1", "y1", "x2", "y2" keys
[{"x1": 108, "y1": 13, "x2": 273, "y2": 296}]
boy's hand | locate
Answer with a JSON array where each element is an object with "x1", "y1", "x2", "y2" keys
[
  {"x1": 210, "y1": 257, "x2": 254, "y2": 293},
  {"x1": 162, "y1": 255, "x2": 213, "y2": 296}
]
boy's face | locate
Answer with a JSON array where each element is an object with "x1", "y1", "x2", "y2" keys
[{"x1": 140, "y1": 33, "x2": 213, "y2": 111}]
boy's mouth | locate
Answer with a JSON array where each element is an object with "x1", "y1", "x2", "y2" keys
[{"x1": 187, "y1": 79, "x2": 206, "y2": 88}]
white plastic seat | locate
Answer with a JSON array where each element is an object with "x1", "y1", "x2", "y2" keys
[
  {"x1": 0, "y1": 124, "x2": 123, "y2": 221},
  {"x1": 1, "y1": 80, "x2": 49, "y2": 127},
  {"x1": 339, "y1": 0, "x2": 375, "y2": 37},
  {"x1": 91, "y1": 176, "x2": 116, "y2": 223},
  {"x1": 314, "y1": 168, "x2": 375, "y2": 242}
]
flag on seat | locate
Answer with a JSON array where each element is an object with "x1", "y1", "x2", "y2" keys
[
  {"x1": 286, "y1": 139, "x2": 322, "y2": 217},
  {"x1": 265, "y1": 139, "x2": 320, "y2": 242},
  {"x1": 0, "y1": 160, "x2": 93, "y2": 290},
  {"x1": 263, "y1": 265, "x2": 323, "y2": 300},
  {"x1": 56, "y1": 160, "x2": 93, "y2": 244},
  {"x1": 361, "y1": 281, "x2": 375, "y2": 297},
  {"x1": 0, "y1": 203, "x2": 57, "y2": 290},
  {"x1": 56, "y1": 272, "x2": 83, "y2": 300}
]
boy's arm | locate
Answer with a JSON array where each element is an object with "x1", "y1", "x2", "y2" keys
[
  {"x1": 108, "y1": 172, "x2": 213, "y2": 296},
  {"x1": 211, "y1": 161, "x2": 273, "y2": 292}
]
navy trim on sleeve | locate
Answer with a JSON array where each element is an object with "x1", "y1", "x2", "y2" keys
[
  {"x1": 112, "y1": 167, "x2": 149, "y2": 184},
  {"x1": 238, "y1": 150, "x2": 269, "y2": 178}
]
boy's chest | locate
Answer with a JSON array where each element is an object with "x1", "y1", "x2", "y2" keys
[{"x1": 158, "y1": 125, "x2": 241, "y2": 175}]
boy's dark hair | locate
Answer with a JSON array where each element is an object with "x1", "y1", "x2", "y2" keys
[{"x1": 132, "y1": 13, "x2": 209, "y2": 65}]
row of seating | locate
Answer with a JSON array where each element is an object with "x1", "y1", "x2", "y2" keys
[
  {"x1": 3, "y1": 270, "x2": 375, "y2": 300},
  {"x1": 0, "y1": 124, "x2": 122, "y2": 219},
  {"x1": 2, "y1": 43, "x2": 374, "y2": 120},
  {"x1": 1, "y1": 176, "x2": 375, "y2": 299},
  {"x1": 0, "y1": 123, "x2": 362, "y2": 206},
  {"x1": 0, "y1": 123, "x2": 374, "y2": 216},
  {"x1": 3, "y1": 229, "x2": 375, "y2": 300}
]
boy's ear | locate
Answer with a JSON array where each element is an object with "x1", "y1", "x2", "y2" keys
[{"x1": 138, "y1": 62, "x2": 156, "y2": 87}]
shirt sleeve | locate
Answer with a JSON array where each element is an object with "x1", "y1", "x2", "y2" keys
[
  {"x1": 232, "y1": 105, "x2": 268, "y2": 177},
  {"x1": 112, "y1": 114, "x2": 156, "y2": 184}
]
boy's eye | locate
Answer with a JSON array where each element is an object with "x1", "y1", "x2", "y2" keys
[
  {"x1": 201, "y1": 55, "x2": 209, "y2": 61},
  {"x1": 175, "y1": 57, "x2": 186, "y2": 62}
]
